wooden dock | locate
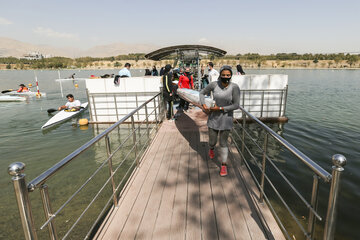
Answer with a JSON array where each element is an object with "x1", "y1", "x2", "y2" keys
[{"x1": 95, "y1": 109, "x2": 285, "y2": 240}]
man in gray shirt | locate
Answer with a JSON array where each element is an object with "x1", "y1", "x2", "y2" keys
[{"x1": 200, "y1": 65, "x2": 240, "y2": 176}]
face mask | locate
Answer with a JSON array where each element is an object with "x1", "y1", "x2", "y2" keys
[
  {"x1": 185, "y1": 72, "x2": 190, "y2": 75},
  {"x1": 220, "y1": 77, "x2": 231, "y2": 84},
  {"x1": 208, "y1": 68, "x2": 211, "y2": 71}
]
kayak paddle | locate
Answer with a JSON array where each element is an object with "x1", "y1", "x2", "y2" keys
[
  {"x1": 1, "y1": 89, "x2": 14, "y2": 94},
  {"x1": 47, "y1": 108, "x2": 59, "y2": 113}
]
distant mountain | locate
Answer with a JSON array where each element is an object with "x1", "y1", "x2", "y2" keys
[{"x1": 0, "y1": 37, "x2": 158, "y2": 58}]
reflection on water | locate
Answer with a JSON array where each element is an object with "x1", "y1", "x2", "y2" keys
[{"x1": 0, "y1": 69, "x2": 359, "y2": 240}]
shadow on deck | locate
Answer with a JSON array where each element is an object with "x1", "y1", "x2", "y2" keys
[{"x1": 95, "y1": 109, "x2": 285, "y2": 240}]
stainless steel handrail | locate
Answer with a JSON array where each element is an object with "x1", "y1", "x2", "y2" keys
[
  {"x1": 238, "y1": 106, "x2": 332, "y2": 182},
  {"x1": 28, "y1": 93, "x2": 161, "y2": 191},
  {"x1": 232, "y1": 105, "x2": 346, "y2": 240},
  {"x1": 8, "y1": 92, "x2": 164, "y2": 240}
]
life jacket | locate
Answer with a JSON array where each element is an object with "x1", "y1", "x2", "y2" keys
[{"x1": 17, "y1": 86, "x2": 29, "y2": 92}]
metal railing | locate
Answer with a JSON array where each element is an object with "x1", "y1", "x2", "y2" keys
[
  {"x1": 8, "y1": 93, "x2": 164, "y2": 240},
  {"x1": 87, "y1": 91, "x2": 160, "y2": 123},
  {"x1": 230, "y1": 106, "x2": 346, "y2": 240},
  {"x1": 238, "y1": 87, "x2": 288, "y2": 118}
]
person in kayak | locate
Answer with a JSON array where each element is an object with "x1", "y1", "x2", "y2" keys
[
  {"x1": 17, "y1": 84, "x2": 29, "y2": 92},
  {"x1": 199, "y1": 65, "x2": 240, "y2": 177},
  {"x1": 58, "y1": 94, "x2": 81, "y2": 111}
]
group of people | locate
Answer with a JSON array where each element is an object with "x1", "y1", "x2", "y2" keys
[
  {"x1": 162, "y1": 63, "x2": 243, "y2": 176},
  {"x1": 145, "y1": 66, "x2": 159, "y2": 76},
  {"x1": 53, "y1": 62, "x2": 242, "y2": 177}
]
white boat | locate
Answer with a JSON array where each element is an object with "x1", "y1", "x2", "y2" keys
[
  {"x1": 4, "y1": 91, "x2": 47, "y2": 97},
  {"x1": 0, "y1": 95, "x2": 26, "y2": 102},
  {"x1": 177, "y1": 88, "x2": 214, "y2": 108},
  {"x1": 41, "y1": 102, "x2": 88, "y2": 130}
]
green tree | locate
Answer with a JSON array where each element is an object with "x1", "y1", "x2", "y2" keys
[
  {"x1": 346, "y1": 55, "x2": 358, "y2": 67},
  {"x1": 6, "y1": 64, "x2": 11, "y2": 69}
]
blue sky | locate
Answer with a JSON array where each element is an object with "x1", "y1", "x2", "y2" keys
[{"x1": 1, "y1": 0, "x2": 359, "y2": 54}]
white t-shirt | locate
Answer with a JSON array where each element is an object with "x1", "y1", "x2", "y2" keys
[
  {"x1": 65, "y1": 100, "x2": 81, "y2": 109},
  {"x1": 208, "y1": 69, "x2": 219, "y2": 82}
]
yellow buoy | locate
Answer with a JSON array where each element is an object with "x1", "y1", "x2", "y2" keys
[
  {"x1": 28, "y1": 83, "x2": 33, "y2": 87},
  {"x1": 79, "y1": 118, "x2": 89, "y2": 126},
  {"x1": 74, "y1": 83, "x2": 79, "y2": 88}
]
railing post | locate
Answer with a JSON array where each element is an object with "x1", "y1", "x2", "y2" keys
[
  {"x1": 135, "y1": 94, "x2": 140, "y2": 121},
  {"x1": 153, "y1": 98, "x2": 158, "y2": 125},
  {"x1": 145, "y1": 104, "x2": 150, "y2": 139},
  {"x1": 92, "y1": 95, "x2": 98, "y2": 122},
  {"x1": 242, "y1": 90, "x2": 245, "y2": 108},
  {"x1": 241, "y1": 111, "x2": 246, "y2": 165},
  {"x1": 114, "y1": 95, "x2": 119, "y2": 121},
  {"x1": 40, "y1": 185, "x2": 58, "y2": 240},
  {"x1": 282, "y1": 85, "x2": 288, "y2": 117},
  {"x1": 86, "y1": 89, "x2": 93, "y2": 122},
  {"x1": 260, "y1": 91, "x2": 264, "y2": 118},
  {"x1": 8, "y1": 162, "x2": 37, "y2": 240},
  {"x1": 278, "y1": 89, "x2": 284, "y2": 117},
  {"x1": 105, "y1": 135, "x2": 118, "y2": 206},
  {"x1": 307, "y1": 175, "x2": 320, "y2": 239},
  {"x1": 157, "y1": 95, "x2": 162, "y2": 121},
  {"x1": 259, "y1": 133, "x2": 268, "y2": 202},
  {"x1": 131, "y1": 116, "x2": 138, "y2": 166},
  {"x1": 323, "y1": 154, "x2": 346, "y2": 240}
]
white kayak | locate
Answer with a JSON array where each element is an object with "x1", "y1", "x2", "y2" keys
[
  {"x1": 0, "y1": 95, "x2": 26, "y2": 102},
  {"x1": 177, "y1": 88, "x2": 214, "y2": 108},
  {"x1": 4, "y1": 91, "x2": 47, "y2": 97},
  {"x1": 41, "y1": 102, "x2": 88, "y2": 130}
]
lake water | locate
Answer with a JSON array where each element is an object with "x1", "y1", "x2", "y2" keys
[{"x1": 0, "y1": 69, "x2": 359, "y2": 239}]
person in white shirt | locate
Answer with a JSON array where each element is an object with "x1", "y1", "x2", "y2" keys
[
  {"x1": 58, "y1": 94, "x2": 81, "y2": 111},
  {"x1": 208, "y1": 62, "x2": 219, "y2": 82},
  {"x1": 118, "y1": 63, "x2": 132, "y2": 77}
]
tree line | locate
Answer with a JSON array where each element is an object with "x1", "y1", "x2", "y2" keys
[{"x1": 0, "y1": 53, "x2": 359, "y2": 69}]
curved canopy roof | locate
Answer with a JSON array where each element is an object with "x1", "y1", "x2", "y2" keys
[{"x1": 145, "y1": 45, "x2": 227, "y2": 60}]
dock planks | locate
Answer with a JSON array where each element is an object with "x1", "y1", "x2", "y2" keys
[{"x1": 95, "y1": 109, "x2": 285, "y2": 240}]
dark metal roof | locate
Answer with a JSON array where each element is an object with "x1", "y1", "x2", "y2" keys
[{"x1": 145, "y1": 45, "x2": 227, "y2": 60}]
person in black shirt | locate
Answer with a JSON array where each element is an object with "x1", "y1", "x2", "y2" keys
[
  {"x1": 145, "y1": 68, "x2": 152, "y2": 76},
  {"x1": 162, "y1": 64, "x2": 174, "y2": 120}
]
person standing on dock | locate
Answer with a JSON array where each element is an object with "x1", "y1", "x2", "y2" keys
[
  {"x1": 208, "y1": 62, "x2": 219, "y2": 83},
  {"x1": 119, "y1": 63, "x2": 131, "y2": 77},
  {"x1": 152, "y1": 66, "x2": 159, "y2": 76},
  {"x1": 58, "y1": 94, "x2": 81, "y2": 111},
  {"x1": 200, "y1": 65, "x2": 240, "y2": 177},
  {"x1": 178, "y1": 67, "x2": 194, "y2": 111},
  {"x1": 162, "y1": 64, "x2": 174, "y2": 120},
  {"x1": 236, "y1": 64, "x2": 246, "y2": 75}
]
